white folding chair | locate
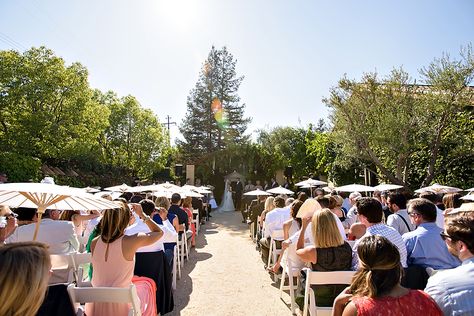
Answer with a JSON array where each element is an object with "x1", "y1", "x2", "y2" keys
[
  {"x1": 193, "y1": 208, "x2": 200, "y2": 235},
  {"x1": 172, "y1": 235, "x2": 181, "y2": 290},
  {"x1": 302, "y1": 268, "x2": 355, "y2": 316},
  {"x1": 50, "y1": 253, "x2": 75, "y2": 284},
  {"x1": 71, "y1": 252, "x2": 92, "y2": 287},
  {"x1": 178, "y1": 224, "x2": 189, "y2": 267},
  {"x1": 267, "y1": 230, "x2": 285, "y2": 281},
  {"x1": 279, "y1": 255, "x2": 300, "y2": 314},
  {"x1": 67, "y1": 283, "x2": 142, "y2": 316}
]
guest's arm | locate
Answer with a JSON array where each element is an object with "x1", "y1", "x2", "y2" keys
[
  {"x1": 295, "y1": 216, "x2": 317, "y2": 263},
  {"x1": 332, "y1": 287, "x2": 354, "y2": 316}
]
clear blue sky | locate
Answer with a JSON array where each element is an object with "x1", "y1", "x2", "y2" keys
[{"x1": 1, "y1": 0, "x2": 473, "y2": 143}]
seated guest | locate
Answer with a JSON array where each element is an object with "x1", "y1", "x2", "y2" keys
[
  {"x1": 59, "y1": 209, "x2": 100, "y2": 238},
  {"x1": 387, "y1": 192, "x2": 416, "y2": 235},
  {"x1": 0, "y1": 242, "x2": 51, "y2": 316},
  {"x1": 333, "y1": 235, "x2": 442, "y2": 316},
  {"x1": 6, "y1": 209, "x2": 79, "y2": 254},
  {"x1": 259, "y1": 196, "x2": 289, "y2": 264},
  {"x1": 269, "y1": 200, "x2": 304, "y2": 274},
  {"x1": 168, "y1": 193, "x2": 189, "y2": 233},
  {"x1": 348, "y1": 223, "x2": 366, "y2": 240},
  {"x1": 342, "y1": 192, "x2": 362, "y2": 229},
  {"x1": 419, "y1": 192, "x2": 444, "y2": 228},
  {"x1": 402, "y1": 198, "x2": 460, "y2": 269},
  {"x1": 329, "y1": 195, "x2": 346, "y2": 222},
  {"x1": 296, "y1": 209, "x2": 352, "y2": 307},
  {"x1": 154, "y1": 196, "x2": 179, "y2": 232},
  {"x1": 181, "y1": 197, "x2": 196, "y2": 247},
  {"x1": 0, "y1": 205, "x2": 17, "y2": 244},
  {"x1": 155, "y1": 206, "x2": 179, "y2": 267},
  {"x1": 352, "y1": 198, "x2": 407, "y2": 269},
  {"x1": 126, "y1": 199, "x2": 175, "y2": 315},
  {"x1": 87, "y1": 202, "x2": 163, "y2": 316},
  {"x1": 424, "y1": 211, "x2": 474, "y2": 315},
  {"x1": 260, "y1": 196, "x2": 275, "y2": 222}
]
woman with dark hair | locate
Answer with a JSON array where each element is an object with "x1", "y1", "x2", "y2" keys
[
  {"x1": 442, "y1": 192, "x2": 463, "y2": 215},
  {"x1": 332, "y1": 235, "x2": 442, "y2": 316}
]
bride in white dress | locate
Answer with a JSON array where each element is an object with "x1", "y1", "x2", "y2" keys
[{"x1": 217, "y1": 180, "x2": 235, "y2": 212}]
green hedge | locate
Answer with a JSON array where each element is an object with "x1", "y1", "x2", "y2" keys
[{"x1": 0, "y1": 153, "x2": 41, "y2": 182}]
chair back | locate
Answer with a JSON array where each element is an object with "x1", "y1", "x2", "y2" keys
[
  {"x1": 67, "y1": 284, "x2": 142, "y2": 316},
  {"x1": 302, "y1": 268, "x2": 355, "y2": 316},
  {"x1": 50, "y1": 254, "x2": 74, "y2": 284}
]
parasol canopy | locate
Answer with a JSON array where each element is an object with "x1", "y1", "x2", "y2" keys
[
  {"x1": 243, "y1": 189, "x2": 272, "y2": 196},
  {"x1": 266, "y1": 186, "x2": 294, "y2": 195},
  {"x1": 0, "y1": 182, "x2": 120, "y2": 240},
  {"x1": 295, "y1": 179, "x2": 327, "y2": 187},
  {"x1": 335, "y1": 184, "x2": 375, "y2": 192},
  {"x1": 415, "y1": 183, "x2": 463, "y2": 194},
  {"x1": 373, "y1": 184, "x2": 404, "y2": 191}
]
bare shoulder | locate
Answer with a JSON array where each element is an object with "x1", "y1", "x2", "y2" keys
[{"x1": 342, "y1": 301, "x2": 358, "y2": 316}]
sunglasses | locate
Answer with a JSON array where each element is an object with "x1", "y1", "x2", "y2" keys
[{"x1": 440, "y1": 232, "x2": 457, "y2": 241}]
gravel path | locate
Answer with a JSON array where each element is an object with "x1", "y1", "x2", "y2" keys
[{"x1": 168, "y1": 210, "x2": 293, "y2": 315}]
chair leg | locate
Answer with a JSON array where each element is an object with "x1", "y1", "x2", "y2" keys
[
  {"x1": 289, "y1": 271, "x2": 296, "y2": 314},
  {"x1": 279, "y1": 266, "x2": 287, "y2": 298}
]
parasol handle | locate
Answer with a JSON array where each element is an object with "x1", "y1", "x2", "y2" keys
[{"x1": 32, "y1": 206, "x2": 45, "y2": 241}]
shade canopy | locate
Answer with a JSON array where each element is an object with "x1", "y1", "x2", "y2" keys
[
  {"x1": 415, "y1": 183, "x2": 463, "y2": 194},
  {"x1": 266, "y1": 186, "x2": 294, "y2": 195},
  {"x1": 373, "y1": 184, "x2": 404, "y2": 191},
  {"x1": 295, "y1": 179, "x2": 327, "y2": 187},
  {"x1": 243, "y1": 189, "x2": 272, "y2": 196},
  {"x1": 461, "y1": 194, "x2": 474, "y2": 201},
  {"x1": 335, "y1": 184, "x2": 375, "y2": 192},
  {"x1": 104, "y1": 183, "x2": 130, "y2": 192}
]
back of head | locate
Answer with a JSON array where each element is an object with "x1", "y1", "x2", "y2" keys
[
  {"x1": 130, "y1": 195, "x2": 144, "y2": 204},
  {"x1": 120, "y1": 192, "x2": 133, "y2": 202},
  {"x1": 15, "y1": 207, "x2": 37, "y2": 221},
  {"x1": 349, "y1": 191, "x2": 362, "y2": 200},
  {"x1": 442, "y1": 192, "x2": 463, "y2": 209},
  {"x1": 273, "y1": 196, "x2": 285, "y2": 208},
  {"x1": 388, "y1": 192, "x2": 407, "y2": 209},
  {"x1": 312, "y1": 208, "x2": 344, "y2": 248},
  {"x1": 100, "y1": 202, "x2": 131, "y2": 243},
  {"x1": 264, "y1": 196, "x2": 275, "y2": 211},
  {"x1": 171, "y1": 193, "x2": 181, "y2": 204},
  {"x1": 183, "y1": 196, "x2": 192, "y2": 208},
  {"x1": 350, "y1": 235, "x2": 401, "y2": 298},
  {"x1": 356, "y1": 197, "x2": 383, "y2": 223},
  {"x1": 140, "y1": 199, "x2": 156, "y2": 216},
  {"x1": 290, "y1": 200, "x2": 303, "y2": 220},
  {"x1": 297, "y1": 192, "x2": 308, "y2": 202},
  {"x1": 327, "y1": 195, "x2": 338, "y2": 209},
  {"x1": 419, "y1": 191, "x2": 437, "y2": 203},
  {"x1": 445, "y1": 211, "x2": 474, "y2": 254},
  {"x1": 0, "y1": 242, "x2": 51, "y2": 316},
  {"x1": 285, "y1": 197, "x2": 295, "y2": 206},
  {"x1": 407, "y1": 198, "x2": 437, "y2": 222},
  {"x1": 155, "y1": 196, "x2": 171, "y2": 210},
  {"x1": 315, "y1": 195, "x2": 330, "y2": 208}
]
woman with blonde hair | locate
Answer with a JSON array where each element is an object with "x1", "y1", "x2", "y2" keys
[
  {"x1": 59, "y1": 209, "x2": 100, "y2": 237},
  {"x1": 333, "y1": 235, "x2": 442, "y2": 316},
  {"x1": 86, "y1": 202, "x2": 163, "y2": 316},
  {"x1": 296, "y1": 208, "x2": 352, "y2": 307},
  {"x1": 0, "y1": 242, "x2": 51, "y2": 316}
]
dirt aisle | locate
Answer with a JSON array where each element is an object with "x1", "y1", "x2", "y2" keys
[{"x1": 169, "y1": 210, "x2": 292, "y2": 315}]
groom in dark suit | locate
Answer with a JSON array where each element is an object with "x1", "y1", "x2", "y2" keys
[{"x1": 233, "y1": 178, "x2": 244, "y2": 215}]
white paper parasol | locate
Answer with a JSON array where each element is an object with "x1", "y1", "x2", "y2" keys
[
  {"x1": 415, "y1": 183, "x2": 463, "y2": 194},
  {"x1": 266, "y1": 186, "x2": 294, "y2": 195},
  {"x1": 104, "y1": 183, "x2": 130, "y2": 192},
  {"x1": 296, "y1": 198, "x2": 322, "y2": 218},
  {"x1": 243, "y1": 189, "x2": 272, "y2": 196},
  {"x1": 0, "y1": 182, "x2": 120, "y2": 240},
  {"x1": 295, "y1": 179, "x2": 327, "y2": 187},
  {"x1": 335, "y1": 184, "x2": 375, "y2": 192},
  {"x1": 373, "y1": 184, "x2": 404, "y2": 191}
]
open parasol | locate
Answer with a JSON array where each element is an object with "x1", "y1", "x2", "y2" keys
[{"x1": 266, "y1": 186, "x2": 294, "y2": 195}]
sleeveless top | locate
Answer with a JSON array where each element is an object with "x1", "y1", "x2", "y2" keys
[
  {"x1": 310, "y1": 242, "x2": 353, "y2": 307},
  {"x1": 353, "y1": 289, "x2": 443, "y2": 316},
  {"x1": 86, "y1": 236, "x2": 135, "y2": 316}
]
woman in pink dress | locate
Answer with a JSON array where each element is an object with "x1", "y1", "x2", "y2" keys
[
  {"x1": 86, "y1": 202, "x2": 163, "y2": 316},
  {"x1": 181, "y1": 197, "x2": 196, "y2": 247},
  {"x1": 332, "y1": 235, "x2": 442, "y2": 316}
]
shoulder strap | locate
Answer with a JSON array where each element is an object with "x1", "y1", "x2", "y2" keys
[{"x1": 397, "y1": 213, "x2": 411, "y2": 232}]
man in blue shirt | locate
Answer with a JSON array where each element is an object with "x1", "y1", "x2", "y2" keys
[
  {"x1": 402, "y1": 198, "x2": 460, "y2": 269},
  {"x1": 424, "y1": 209, "x2": 474, "y2": 315}
]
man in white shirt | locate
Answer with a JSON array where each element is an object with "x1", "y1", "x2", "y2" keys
[
  {"x1": 259, "y1": 196, "x2": 289, "y2": 264},
  {"x1": 7, "y1": 209, "x2": 79, "y2": 254},
  {"x1": 386, "y1": 192, "x2": 416, "y2": 235},
  {"x1": 343, "y1": 192, "x2": 362, "y2": 229}
]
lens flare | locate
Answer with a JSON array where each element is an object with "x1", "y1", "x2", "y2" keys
[
  {"x1": 211, "y1": 98, "x2": 222, "y2": 114},
  {"x1": 214, "y1": 108, "x2": 229, "y2": 129}
]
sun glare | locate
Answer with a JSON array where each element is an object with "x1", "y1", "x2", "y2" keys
[{"x1": 153, "y1": 1, "x2": 199, "y2": 31}]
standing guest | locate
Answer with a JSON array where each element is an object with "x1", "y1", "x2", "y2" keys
[
  {"x1": 296, "y1": 209, "x2": 352, "y2": 307},
  {"x1": 270, "y1": 178, "x2": 279, "y2": 189},
  {"x1": 255, "y1": 180, "x2": 263, "y2": 190},
  {"x1": 386, "y1": 192, "x2": 416, "y2": 235},
  {"x1": 351, "y1": 197, "x2": 407, "y2": 269},
  {"x1": 87, "y1": 202, "x2": 163, "y2": 316},
  {"x1": 332, "y1": 235, "x2": 442, "y2": 316},
  {"x1": 234, "y1": 178, "x2": 244, "y2": 213},
  {"x1": 181, "y1": 197, "x2": 196, "y2": 247},
  {"x1": 424, "y1": 211, "x2": 474, "y2": 315},
  {"x1": 0, "y1": 242, "x2": 52, "y2": 316},
  {"x1": 263, "y1": 180, "x2": 271, "y2": 191}
]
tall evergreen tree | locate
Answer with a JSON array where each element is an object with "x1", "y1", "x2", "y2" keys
[{"x1": 178, "y1": 46, "x2": 250, "y2": 159}]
